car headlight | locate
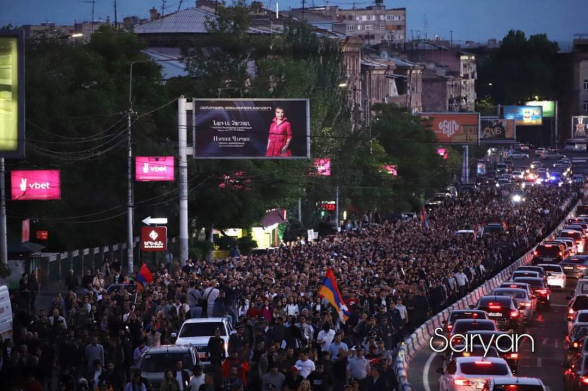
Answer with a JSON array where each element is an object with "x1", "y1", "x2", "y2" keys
[{"x1": 512, "y1": 194, "x2": 522, "y2": 203}]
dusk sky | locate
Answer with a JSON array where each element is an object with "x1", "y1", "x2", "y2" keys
[{"x1": 0, "y1": 0, "x2": 586, "y2": 49}]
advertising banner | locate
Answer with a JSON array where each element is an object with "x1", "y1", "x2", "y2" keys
[
  {"x1": 36, "y1": 231, "x2": 48, "y2": 240},
  {"x1": 141, "y1": 226, "x2": 167, "y2": 252},
  {"x1": 525, "y1": 101, "x2": 555, "y2": 118},
  {"x1": 192, "y1": 99, "x2": 310, "y2": 159},
  {"x1": 381, "y1": 165, "x2": 398, "y2": 176},
  {"x1": 572, "y1": 117, "x2": 588, "y2": 139},
  {"x1": 504, "y1": 106, "x2": 543, "y2": 126},
  {"x1": 135, "y1": 156, "x2": 175, "y2": 181},
  {"x1": 11, "y1": 170, "x2": 60, "y2": 200},
  {"x1": 479, "y1": 118, "x2": 516, "y2": 142},
  {"x1": 319, "y1": 201, "x2": 336, "y2": 211},
  {"x1": 0, "y1": 31, "x2": 25, "y2": 158},
  {"x1": 420, "y1": 113, "x2": 480, "y2": 144},
  {"x1": 313, "y1": 158, "x2": 331, "y2": 176}
]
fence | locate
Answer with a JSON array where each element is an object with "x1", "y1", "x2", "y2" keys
[{"x1": 395, "y1": 196, "x2": 581, "y2": 391}]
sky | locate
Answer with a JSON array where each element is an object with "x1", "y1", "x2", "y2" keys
[{"x1": 0, "y1": 0, "x2": 586, "y2": 50}]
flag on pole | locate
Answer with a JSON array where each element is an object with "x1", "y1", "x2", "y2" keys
[
  {"x1": 421, "y1": 207, "x2": 429, "y2": 228},
  {"x1": 318, "y1": 269, "x2": 350, "y2": 323},
  {"x1": 136, "y1": 263, "x2": 153, "y2": 292}
]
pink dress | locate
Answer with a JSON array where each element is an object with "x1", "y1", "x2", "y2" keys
[{"x1": 266, "y1": 117, "x2": 293, "y2": 157}]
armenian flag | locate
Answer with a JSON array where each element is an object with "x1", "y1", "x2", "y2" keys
[
  {"x1": 318, "y1": 269, "x2": 351, "y2": 323},
  {"x1": 136, "y1": 263, "x2": 153, "y2": 292},
  {"x1": 421, "y1": 207, "x2": 429, "y2": 228}
]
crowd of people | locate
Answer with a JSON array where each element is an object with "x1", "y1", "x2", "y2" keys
[{"x1": 1, "y1": 184, "x2": 581, "y2": 391}]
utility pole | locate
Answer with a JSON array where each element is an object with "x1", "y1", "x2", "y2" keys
[
  {"x1": 301, "y1": 0, "x2": 306, "y2": 21},
  {"x1": 161, "y1": 0, "x2": 167, "y2": 17},
  {"x1": 126, "y1": 108, "x2": 134, "y2": 274},
  {"x1": 178, "y1": 97, "x2": 189, "y2": 267},
  {"x1": 113, "y1": 0, "x2": 118, "y2": 28},
  {"x1": 81, "y1": 0, "x2": 97, "y2": 33},
  {"x1": 450, "y1": 30, "x2": 453, "y2": 47},
  {"x1": 0, "y1": 159, "x2": 7, "y2": 266}
]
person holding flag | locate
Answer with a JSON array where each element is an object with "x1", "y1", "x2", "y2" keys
[
  {"x1": 318, "y1": 269, "x2": 351, "y2": 324},
  {"x1": 421, "y1": 207, "x2": 429, "y2": 228},
  {"x1": 135, "y1": 263, "x2": 153, "y2": 292}
]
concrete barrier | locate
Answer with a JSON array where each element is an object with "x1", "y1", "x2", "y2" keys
[{"x1": 395, "y1": 197, "x2": 582, "y2": 390}]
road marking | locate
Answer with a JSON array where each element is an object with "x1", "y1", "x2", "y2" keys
[
  {"x1": 537, "y1": 357, "x2": 543, "y2": 367},
  {"x1": 423, "y1": 351, "x2": 438, "y2": 391}
]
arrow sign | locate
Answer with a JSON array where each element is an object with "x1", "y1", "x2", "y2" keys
[{"x1": 142, "y1": 216, "x2": 168, "y2": 225}]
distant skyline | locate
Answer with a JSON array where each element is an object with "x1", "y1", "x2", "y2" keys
[{"x1": 0, "y1": 0, "x2": 586, "y2": 49}]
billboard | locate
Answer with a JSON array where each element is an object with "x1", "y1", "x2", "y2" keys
[
  {"x1": 572, "y1": 117, "x2": 588, "y2": 138},
  {"x1": 479, "y1": 118, "x2": 516, "y2": 142},
  {"x1": 313, "y1": 158, "x2": 331, "y2": 176},
  {"x1": 504, "y1": 106, "x2": 543, "y2": 126},
  {"x1": 381, "y1": 165, "x2": 398, "y2": 176},
  {"x1": 525, "y1": 101, "x2": 555, "y2": 118},
  {"x1": 135, "y1": 156, "x2": 175, "y2": 181},
  {"x1": 192, "y1": 99, "x2": 310, "y2": 159},
  {"x1": 36, "y1": 230, "x2": 48, "y2": 240},
  {"x1": 11, "y1": 170, "x2": 60, "y2": 200},
  {"x1": 141, "y1": 226, "x2": 167, "y2": 252},
  {"x1": 0, "y1": 30, "x2": 25, "y2": 158},
  {"x1": 420, "y1": 113, "x2": 480, "y2": 144}
]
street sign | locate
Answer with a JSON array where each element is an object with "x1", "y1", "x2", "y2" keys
[
  {"x1": 36, "y1": 230, "x2": 48, "y2": 240},
  {"x1": 141, "y1": 226, "x2": 167, "y2": 252},
  {"x1": 142, "y1": 216, "x2": 168, "y2": 226}
]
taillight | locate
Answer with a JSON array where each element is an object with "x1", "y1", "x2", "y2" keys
[
  {"x1": 462, "y1": 352, "x2": 470, "y2": 357},
  {"x1": 582, "y1": 376, "x2": 588, "y2": 385},
  {"x1": 447, "y1": 324, "x2": 453, "y2": 331},
  {"x1": 475, "y1": 361, "x2": 492, "y2": 365},
  {"x1": 579, "y1": 266, "x2": 587, "y2": 270},
  {"x1": 454, "y1": 379, "x2": 473, "y2": 386},
  {"x1": 509, "y1": 353, "x2": 519, "y2": 359},
  {"x1": 537, "y1": 289, "x2": 548, "y2": 295},
  {"x1": 534, "y1": 250, "x2": 538, "y2": 256},
  {"x1": 570, "y1": 308, "x2": 575, "y2": 315},
  {"x1": 510, "y1": 310, "x2": 519, "y2": 318},
  {"x1": 489, "y1": 303, "x2": 502, "y2": 310},
  {"x1": 520, "y1": 302, "x2": 530, "y2": 307},
  {"x1": 574, "y1": 342, "x2": 579, "y2": 348}
]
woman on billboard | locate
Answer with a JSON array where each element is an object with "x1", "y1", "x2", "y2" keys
[{"x1": 266, "y1": 106, "x2": 292, "y2": 157}]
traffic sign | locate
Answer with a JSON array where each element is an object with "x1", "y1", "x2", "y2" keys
[
  {"x1": 141, "y1": 226, "x2": 167, "y2": 252},
  {"x1": 142, "y1": 216, "x2": 168, "y2": 225}
]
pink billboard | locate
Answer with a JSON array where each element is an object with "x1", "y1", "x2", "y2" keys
[
  {"x1": 381, "y1": 165, "x2": 398, "y2": 176},
  {"x1": 135, "y1": 156, "x2": 175, "y2": 182},
  {"x1": 313, "y1": 158, "x2": 331, "y2": 176},
  {"x1": 11, "y1": 170, "x2": 61, "y2": 200}
]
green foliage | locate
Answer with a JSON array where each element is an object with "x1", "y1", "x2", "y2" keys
[
  {"x1": 188, "y1": 247, "x2": 203, "y2": 261},
  {"x1": 192, "y1": 240, "x2": 214, "y2": 257},
  {"x1": 236, "y1": 236, "x2": 257, "y2": 255},
  {"x1": 283, "y1": 218, "x2": 306, "y2": 242},
  {"x1": 216, "y1": 235, "x2": 237, "y2": 250}
]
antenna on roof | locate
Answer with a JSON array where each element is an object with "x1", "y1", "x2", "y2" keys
[
  {"x1": 79, "y1": 0, "x2": 97, "y2": 33},
  {"x1": 113, "y1": 0, "x2": 118, "y2": 28},
  {"x1": 161, "y1": 0, "x2": 167, "y2": 17},
  {"x1": 177, "y1": 0, "x2": 183, "y2": 12},
  {"x1": 301, "y1": 0, "x2": 306, "y2": 21}
]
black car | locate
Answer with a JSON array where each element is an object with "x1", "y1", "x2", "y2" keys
[
  {"x1": 513, "y1": 277, "x2": 551, "y2": 306},
  {"x1": 442, "y1": 344, "x2": 500, "y2": 372},
  {"x1": 565, "y1": 324, "x2": 588, "y2": 364},
  {"x1": 560, "y1": 255, "x2": 588, "y2": 280},
  {"x1": 464, "y1": 330, "x2": 521, "y2": 374},
  {"x1": 446, "y1": 319, "x2": 498, "y2": 355},
  {"x1": 442, "y1": 310, "x2": 489, "y2": 335},
  {"x1": 474, "y1": 296, "x2": 524, "y2": 333},
  {"x1": 532, "y1": 244, "x2": 564, "y2": 265},
  {"x1": 564, "y1": 354, "x2": 588, "y2": 391},
  {"x1": 568, "y1": 296, "x2": 588, "y2": 321}
]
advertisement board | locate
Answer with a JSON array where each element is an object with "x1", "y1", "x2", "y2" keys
[
  {"x1": 192, "y1": 99, "x2": 310, "y2": 159},
  {"x1": 504, "y1": 106, "x2": 543, "y2": 126},
  {"x1": 135, "y1": 156, "x2": 175, "y2": 181},
  {"x1": 319, "y1": 201, "x2": 336, "y2": 211},
  {"x1": 479, "y1": 118, "x2": 516, "y2": 142},
  {"x1": 525, "y1": 101, "x2": 555, "y2": 118},
  {"x1": 36, "y1": 231, "x2": 48, "y2": 240},
  {"x1": 420, "y1": 113, "x2": 480, "y2": 144},
  {"x1": 141, "y1": 226, "x2": 167, "y2": 252},
  {"x1": 11, "y1": 170, "x2": 60, "y2": 200},
  {"x1": 313, "y1": 158, "x2": 331, "y2": 176},
  {"x1": 0, "y1": 30, "x2": 26, "y2": 158},
  {"x1": 572, "y1": 117, "x2": 588, "y2": 139},
  {"x1": 381, "y1": 165, "x2": 398, "y2": 176}
]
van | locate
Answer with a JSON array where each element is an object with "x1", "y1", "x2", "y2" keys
[{"x1": 0, "y1": 285, "x2": 13, "y2": 341}]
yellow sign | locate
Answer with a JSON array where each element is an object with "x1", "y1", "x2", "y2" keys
[{"x1": 0, "y1": 34, "x2": 23, "y2": 155}]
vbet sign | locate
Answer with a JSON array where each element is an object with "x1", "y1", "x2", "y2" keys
[
  {"x1": 429, "y1": 328, "x2": 535, "y2": 356},
  {"x1": 135, "y1": 156, "x2": 175, "y2": 182},
  {"x1": 11, "y1": 170, "x2": 61, "y2": 200}
]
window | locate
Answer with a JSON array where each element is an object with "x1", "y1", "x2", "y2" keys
[
  {"x1": 357, "y1": 25, "x2": 362, "y2": 31},
  {"x1": 365, "y1": 25, "x2": 373, "y2": 30},
  {"x1": 584, "y1": 80, "x2": 588, "y2": 90},
  {"x1": 348, "y1": 15, "x2": 352, "y2": 20},
  {"x1": 386, "y1": 15, "x2": 393, "y2": 21},
  {"x1": 356, "y1": 16, "x2": 361, "y2": 21},
  {"x1": 370, "y1": 15, "x2": 376, "y2": 21},
  {"x1": 347, "y1": 25, "x2": 355, "y2": 31},
  {"x1": 380, "y1": 24, "x2": 385, "y2": 30},
  {"x1": 584, "y1": 101, "x2": 588, "y2": 111},
  {"x1": 379, "y1": 15, "x2": 385, "y2": 20},
  {"x1": 362, "y1": 15, "x2": 367, "y2": 21}
]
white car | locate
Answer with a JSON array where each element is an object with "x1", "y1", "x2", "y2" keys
[
  {"x1": 508, "y1": 151, "x2": 529, "y2": 159},
  {"x1": 483, "y1": 377, "x2": 546, "y2": 391},
  {"x1": 535, "y1": 148, "x2": 546, "y2": 156},
  {"x1": 437, "y1": 357, "x2": 513, "y2": 391},
  {"x1": 511, "y1": 171, "x2": 523, "y2": 181},
  {"x1": 552, "y1": 237, "x2": 578, "y2": 256},
  {"x1": 174, "y1": 317, "x2": 233, "y2": 364},
  {"x1": 568, "y1": 311, "x2": 588, "y2": 334},
  {"x1": 538, "y1": 264, "x2": 567, "y2": 288}
]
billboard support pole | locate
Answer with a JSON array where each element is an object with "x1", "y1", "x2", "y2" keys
[
  {"x1": 127, "y1": 109, "x2": 134, "y2": 274},
  {"x1": 0, "y1": 159, "x2": 7, "y2": 265},
  {"x1": 178, "y1": 96, "x2": 189, "y2": 267},
  {"x1": 555, "y1": 101, "x2": 559, "y2": 148},
  {"x1": 298, "y1": 198, "x2": 302, "y2": 224},
  {"x1": 335, "y1": 185, "x2": 339, "y2": 232},
  {"x1": 462, "y1": 145, "x2": 469, "y2": 184}
]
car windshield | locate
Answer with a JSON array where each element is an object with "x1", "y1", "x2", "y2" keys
[
  {"x1": 492, "y1": 386, "x2": 544, "y2": 391},
  {"x1": 514, "y1": 278, "x2": 543, "y2": 288},
  {"x1": 541, "y1": 265, "x2": 562, "y2": 273},
  {"x1": 573, "y1": 326, "x2": 588, "y2": 339},
  {"x1": 141, "y1": 352, "x2": 193, "y2": 373},
  {"x1": 573, "y1": 296, "x2": 588, "y2": 311},
  {"x1": 579, "y1": 313, "x2": 588, "y2": 323},
  {"x1": 459, "y1": 362, "x2": 510, "y2": 375},
  {"x1": 453, "y1": 321, "x2": 496, "y2": 334},
  {"x1": 493, "y1": 290, "x2": 525, "y2": 299},
  {"x1": 179, "y1": 323, "x2": 227, "y2": 337}
]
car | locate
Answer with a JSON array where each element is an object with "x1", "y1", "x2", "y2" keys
[
  {"x1": 504, "y1": 160, "x2": 514, "y2": 170},
  {"x1": 511, "y1": 171, "x2": 523, "y2": 181},
  {"x1": 462, "y1": 331, "x2": 521, "y2": 374},
  {"x1": 442, "y1": 310, "x2": 489, "y2": 335},
  {"x1": 541, "y1": 151, "x2": 566, "y2": 160},
  {"x1": 568, "y1": 310, "x2": 588, "y2": 335},
  {"x1": 578, "y1": 205, "x2": 588, "y2": 217},
  {"x1": 565, "y1": 324, "x2": 588, "y2": 364},
  {"x1": 564, "y1": 346, "x2": 588, "y2": 390},
  {"x1": 136, "y1": 345, "x2": 200, "y2": 390},
  {"x1": 447, "y1": 319, "x2": 498, "y2": 350},
  {"x1": 496, "y1": 164, "x2": 508, "y2": 176},
  {"x1": 436, "y1": 357, "x2": 513, "y2": 391},
  {"x1": 507, "y1": 151, "x2": 529, "y2": 159},
  {"x1": 538, "y1": 264, "x2": 567, "y2": 288},
  {"x1": 530, "y1": 161, "x2": 543, "y2": 169},
  {"x1": 510, "y1": 271, "x2": 540, "y2": 280},
  {"x1": 515, "y1": 266, "x2": 547, "y2": 280},
  {"x1": 563, "y1": 225, "x2": 588, "y2": 237},
  {"x1": 499, "y1": 282, "x2": 535, "y2": 301},
  {"x1": 551, "y1": 237, "x2": 578, "y2": 256},
  {"x1": 490, "y1": 288, "x2": 535, "y2": 325},
  {"x1": 574, "y1": 279, "x2": 588, "y2": 298},
  {"x1": 532, "y1": 243, "x2": 564, "y2": 265},
  {"x1": 568, "y1": 296, "x2": 588, "y2": 322},
  {"x1": 174, "y1": 318, "x2": 233, "y2": 364},
  {"x1": 512, "y1": 277, "x2": 551, "y2": 307},
  {"x1": 559, "y1": 230, "x2": 586, "y2": 253},
  {"x1": 483, "y1": 377, "x2": 546, "y2": 391},
  {"x1": 496, "y1": 178, "x2": 510, "y2": 188},
  {"x1": 442, "y1": 345, "x2": 501, "y2": 372},
  {"x1": 473, "y1": 296, "x2": 524, "y2": 333},
  {"x1": 535, "y1": 148, "x2": 546, "y2": 156},
  {"x1": 560, "y1": 256, "x2": 588, "y2": 280}
]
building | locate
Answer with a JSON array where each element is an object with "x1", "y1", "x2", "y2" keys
[
  {"x1": 288, "y1": 0, "x2": 406, "y2": 46},
  {"x1": 406, "y1": 41, "x2": 477, "y2": 112},
  {"x1": 22, "y1": 20, "x2": 110, "y2": 42}
]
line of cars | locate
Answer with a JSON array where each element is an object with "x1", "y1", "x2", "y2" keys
[{"x1": 435, "y1": 264, "x2": 556, "y2": 390}]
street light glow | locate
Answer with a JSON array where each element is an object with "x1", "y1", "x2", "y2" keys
[
  {"x1": 70, "y1": 33, "x2": 84, "y2": 38},
  {"x1": 338, "y1": 82, "x2": 348, "y2": 88}
]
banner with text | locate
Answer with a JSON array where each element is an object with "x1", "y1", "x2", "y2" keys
[
  {"x1": 420, "y1": 113, "x2": 480, "y2": 144},
  {"x1": 11, "y1": 170, "x2": 60, "y2": 200},
  {"x1": 193, "y1": 99, "x2": 310, "y2": 159},
  {"x1": 479, "y1": 118, "x2": 516, "y2": 143}
]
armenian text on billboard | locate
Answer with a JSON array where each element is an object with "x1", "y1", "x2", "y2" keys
[
  {"x1": 192, "y1": 99, "x2": 310, "y2": 159},
  {"x1": 480, "y1": 118, "x2": 516, "y2": 142},
  {"x1": 420, "y1": 113, "x2": 480, "y2": 144}
]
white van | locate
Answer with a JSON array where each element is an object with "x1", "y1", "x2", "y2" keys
[{"x1": 0, "y1": 285, "x2": 13, "y2": 341}]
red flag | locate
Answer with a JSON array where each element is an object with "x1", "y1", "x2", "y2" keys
[{"x1": 136, "y1": 263, "x2": 153, "y2": 292}]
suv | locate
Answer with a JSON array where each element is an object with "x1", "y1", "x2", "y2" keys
[
  {"x1": 473, "y1": 296, "x2": 524, "y2": 333},
  {"x1": 174, "y1": 318, "x2": 233, "y2": 364},
  {"x1": 531, "y1": 244, "x2": 564, "y2": 265},
  {"x1": 136, "y1": 345, "x2": 200, "y2": 390}
]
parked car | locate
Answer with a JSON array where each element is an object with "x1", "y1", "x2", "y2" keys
[
  {"x1": 535, "y1": 148, "x2": 546, "y2": 156},
  {"x1": 507, "y1": 151, "x2": 529, "y2": 159},
  {"x1": 541, "y1": 151, "x2": 566, "y2": 160}
]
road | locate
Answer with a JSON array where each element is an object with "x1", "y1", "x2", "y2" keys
[{"x1": 408, "y1": 277, "x2": 574, "y2": 391}]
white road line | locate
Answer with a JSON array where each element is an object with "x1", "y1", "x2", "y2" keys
[{"x1": 423, "y1": 351, "x2": 438, "y2": 391}]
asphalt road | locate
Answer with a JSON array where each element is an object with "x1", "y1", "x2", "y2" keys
[{"x1": 407, "y1": 277, "x2": 574, "y2": 391}]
